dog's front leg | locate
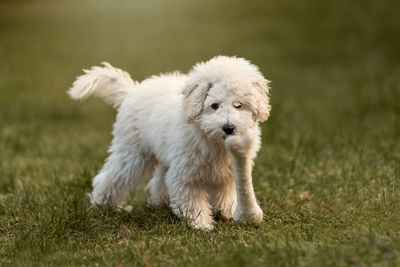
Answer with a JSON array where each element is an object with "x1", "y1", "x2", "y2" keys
[
  {"x1": 209, "y1": 180, "x2": 237, "y2": 220},
  {"x1": 230, "y1": 155, "x2": 263, "y2": 225},
  {"x1": 225, "y1": 132, "x2": 263, "y2": 225},
  {"x1": 166, "y1": 167, "x2": 214, "y2": 230}
]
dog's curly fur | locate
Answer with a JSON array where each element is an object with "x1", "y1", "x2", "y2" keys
[{"x1": 69, "y1": 56, "x2": 271, "y2": 230}]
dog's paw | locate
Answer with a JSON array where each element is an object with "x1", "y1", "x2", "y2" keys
[
  {"x1": 191, "y1": 220, "x2": 215, "y2": 231},
  {"x1": 233, "y1": 204, "x2": 263, "y2": 225},
  {"x1": 219, "y1": 208, "x2": 234, "y2": 220},
  {"x1": 88, "y1": 192, "x2": 114, "y2": 208},
  {"x1": 146, "y1": 195, "x2": 164, "y2": 207},
  {"x1": 224, "y1": 130, "x2": 255, "y2": 156},
  {"x1": 124, "y1": 205, "x2": 134, "y2": 212},
  {"x1": 187, "y1": 213, "x2": 215, "y2": 231},
  {"x1": 217, "y1": 201, "x2": 236, "y2": 220}
]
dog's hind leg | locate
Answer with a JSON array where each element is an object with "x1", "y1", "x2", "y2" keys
[
  {"x1": 89, "y1": 148, "x2": 156, "y2": 207},
  {"x1": 145, "y1": 165, "x2": 168, "y2": 207}
]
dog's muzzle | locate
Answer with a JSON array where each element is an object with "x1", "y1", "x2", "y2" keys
[{"x1": 222, "y1": 124, "x2": 236, "y2": 135}]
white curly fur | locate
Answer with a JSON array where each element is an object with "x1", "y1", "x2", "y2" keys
[
  {"x1": 69, "y1": 56, "x2": 271, "y2": 230},
  {"x1": 69, "y1": 62, "x2": 138, "y2": 108}
]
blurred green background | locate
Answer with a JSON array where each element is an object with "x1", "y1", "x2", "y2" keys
[{"x1": 0, "y1": 0, "x2": 399, "y2": 265}]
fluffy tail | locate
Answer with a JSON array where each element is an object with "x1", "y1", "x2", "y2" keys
[{"x1": 68, "y1": 62, "x2": 137, "y2": 109}]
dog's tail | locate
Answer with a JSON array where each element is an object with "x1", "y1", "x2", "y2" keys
[{"x1": 68, "y1": 62, "x2": 137, "y2": 109}]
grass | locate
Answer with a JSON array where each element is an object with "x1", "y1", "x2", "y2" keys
[{"x1": 0, "y1": 0, "x2": 399, "y2": 265}]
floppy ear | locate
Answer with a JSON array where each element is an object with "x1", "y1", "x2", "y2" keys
[
  {"x1": 183, "y1": 79, "x2": 212, "y2": 123},
  {"x1": 252, "y1": 80, "x2": 271, "y2": 122}
]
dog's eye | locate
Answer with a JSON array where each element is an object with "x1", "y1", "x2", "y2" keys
[
  {"x1": 211, "y1": 103, "x2": 219, "y2": 110},
  {"x1": 233, "y1": 102, "x2": 242, "y2": 109}
]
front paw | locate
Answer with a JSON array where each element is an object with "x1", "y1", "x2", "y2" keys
[
  {"x1": 185, "y1": 211, "x2": 215, "y2": 231},
  {"x1": 233, "y1": 204, "x2": 263, "y2": 225},
  {"x1": 224, "y1": 130, "x2": 254, "y2": 155},
  {"x1": 146, "y1": 195, "x2": 164, "y2": 207},
  {"x1": 191, "y1": 220, "x2": 215, "y2": 231},
  {"x1": 217, "y1": 200, "x2": 237, "y2": 220}
]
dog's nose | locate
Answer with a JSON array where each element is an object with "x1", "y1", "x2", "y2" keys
[{"x1": 222, "y1": 124, "x2": 235, "y2": 135}]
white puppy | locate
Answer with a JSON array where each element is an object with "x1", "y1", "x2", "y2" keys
[{"x1": 69, "y1": 56, "x2": 271, "y2": 230}]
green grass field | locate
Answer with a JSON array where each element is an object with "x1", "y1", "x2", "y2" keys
[{"x1": 1, "y1": 0, "x2": 399, "y2": 265}]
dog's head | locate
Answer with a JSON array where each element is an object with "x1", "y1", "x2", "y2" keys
[{"x1": 183, "y1": 56, "x2": 271, "y2": 141}]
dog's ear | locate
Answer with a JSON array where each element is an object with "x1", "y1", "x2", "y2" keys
[
  {"x1": 252, "y1": 80, "x2": 271, "y2": 122},
  {"x1": 183, "y1": 79, "x2": 212, "y2": 123}
]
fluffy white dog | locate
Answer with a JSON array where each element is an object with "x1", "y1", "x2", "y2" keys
[{"x1": 69, "y1": 56, "x2": 271, "y2": 230}]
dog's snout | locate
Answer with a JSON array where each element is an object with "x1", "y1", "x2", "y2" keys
[{"x1": 222, "y1": 124, "x2": 236, "y2": 135}]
